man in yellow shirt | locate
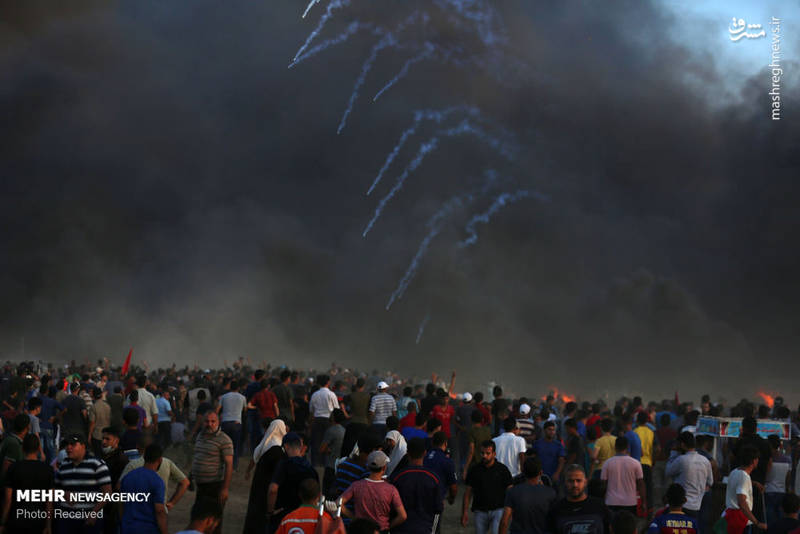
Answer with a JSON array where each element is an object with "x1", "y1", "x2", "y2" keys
[
  {"x1": 592, "y1": 419, "x2": 616, "y2": 478},
  {"x1": 634, "y1": 411, "x2": 657, "y2": 514}
]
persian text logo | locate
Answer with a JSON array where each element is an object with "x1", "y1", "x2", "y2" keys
[{"x1": 729, "y1": 17, "x2": 766, "y2": 41}]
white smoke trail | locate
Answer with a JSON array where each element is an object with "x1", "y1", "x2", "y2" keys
[
  {"x1": 301, "y1": 0, "x2": 322, "y2": 19},
  {"x1": 293, "y1": 0, "x2": 350, "y2": 63},
  {"x1": 458, "y1": 190, "x2": 549, "y2": 248},
  {"x1": 336, "y1": 12, "x2": 423, "y2": 134},
  {"x1": 337, "y1": 33, "x2": 398, "y2": 134},
  {"x1": 386, "y1": 194, "x2": 471, "y2": 310},
  {"x1": 363, "y1": 118, "x2": 515, "y2": 237},
  {"x1": 415, "y1": 313, "x2": 431, "y2": 344},
  {"x1": 363, "y1": 138, "x2": 440, "y2": 238},
  {"x1": 373, "y1": 43, "x2": 435, "y2": 102},
  {"x1": 289, "y1": 21, "x2": 373, "y2": 69},
  {"x1": 366, "y1": 106, "x2": 475, "y2": 196}
]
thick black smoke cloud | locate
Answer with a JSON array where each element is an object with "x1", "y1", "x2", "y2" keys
[{"x1": 1, "y1": 0, "x2": 797, "y2": 402}]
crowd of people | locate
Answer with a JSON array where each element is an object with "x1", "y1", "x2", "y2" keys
[{"x1": 0, "y1": 358, "x2": 799, "y2": 534}]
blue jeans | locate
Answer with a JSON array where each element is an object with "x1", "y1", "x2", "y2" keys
[
  {"x1": 247, "y1": 410, "x2": 264, "y2": 453},
  {"x1": 765, "y1": 492, "x2": 784, "y2": 526},
  {"x1": 221, "y1": 421, "x2": 242, "y2": 469},
  {"x1": 474, "y1": 508, "x2": 503, "y2": 534},
  {"x1": 41, "y1": 427, "x2": 56, "y2": 464}
]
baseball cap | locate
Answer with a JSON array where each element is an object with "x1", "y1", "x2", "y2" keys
[
  {"x1": 65, "y1": 433, "x2": 87, "y2": 445},
  {"x1": 377, "y1": 381, "x2": 389, "y2": 390},
  {"x1": 366, "y1": 450, "x2": 390, "y2": 469},
  {"x1": 462, "y1": 392, "x2": 473, "y2": 403},
  {"x1": 519, "y1": 403, "x2": 531, "y2": 415}
]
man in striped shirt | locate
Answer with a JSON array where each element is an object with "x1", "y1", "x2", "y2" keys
[
  {"x1": 331, "y1": 433, "x2": 383, "y2": 523},
  {"x1": 368, "y1": 382, "x2": 396, "y2": 436},
  {"x1": 54, "y1": 433, "x2": 112, "y2": 534},
  {"x1": 516, "y1": 404, "x2": 536, "y2": 449},
  {"x1": 191, "y1": 411, "x2": 233, "y2": 534}
]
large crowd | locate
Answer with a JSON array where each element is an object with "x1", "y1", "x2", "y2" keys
[{"x1": 0, "y1": 358, "x2": 799, "y2": 534}]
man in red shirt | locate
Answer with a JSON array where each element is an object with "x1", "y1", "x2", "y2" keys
[
  {"x1": 340, "y1": 451, "x2": 407, "y2": 532},
  {"x1": 249, "y1": 380, "x2": 279, "y2": 422},
  {"x1": 398, "y1": 402, "x2": 417, "y2": 431},
  {"x1": 431, "y1": 393, "x2": 455, "y2": 440},
  {"x1": 474, "y1": 393, "x2": 492, "y2": 427}
]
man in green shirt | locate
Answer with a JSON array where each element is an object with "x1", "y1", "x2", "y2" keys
[
  {"x1": 463, "y1": 410, "x2": 492, "y2": 480},
  {"x1": 0, "y1": 414, "x2": 30, "y2": 482}
]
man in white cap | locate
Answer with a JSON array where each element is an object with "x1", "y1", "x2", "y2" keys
[
  {"x1": 368, "y1": 382, "x2": 396, "y2": 436},
  {"x1": 455, "y1": 392, "x2": 476, "y2": 475},
  {"x1": 340, "y1": 450, "x2": 407, "y2": 532},
  {"x1": 516, "y1": 404, "x2": 536, "y2": 449}
]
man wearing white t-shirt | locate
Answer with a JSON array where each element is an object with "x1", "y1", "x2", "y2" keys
[
  {"x1": 724, "y1": 445, "x2": 767, "y2": 534},
  {"x1": 493, "y1": 417, "x2": 526, "y2": 478},
  {"x1": 218, "y1": 379, "x2": 247, "y2": 470},
  {"x1": 309, "y1": 375, "x2": 340, "y2": 468},
  {"x1": 133, "y1": 375, "x2": 159, "y2": 429}
]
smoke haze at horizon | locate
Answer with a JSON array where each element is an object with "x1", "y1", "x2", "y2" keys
[{"x1": 0, "y1": 0, "x2": 798, "y2": 402}]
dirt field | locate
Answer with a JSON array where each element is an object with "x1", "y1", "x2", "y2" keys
[
  {"x1": 164, "y1": 444, "x2": 665, "y2": 534},
  {"x1": 164, "y1": 445, "x2": 471, "y2": 534}
]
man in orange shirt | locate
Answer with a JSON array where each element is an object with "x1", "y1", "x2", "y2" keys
[{"x1": 274, "y1": 478, "x2": 346, "y2": 534}]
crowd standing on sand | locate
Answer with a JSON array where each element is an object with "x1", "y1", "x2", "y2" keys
[{"x1": 0, "y1": 358, "x2": 799, "y2": 534}]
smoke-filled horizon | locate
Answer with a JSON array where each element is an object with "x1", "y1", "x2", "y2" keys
[{"x1": 0, "y1": 1, "x2": 798, "y2": 404}]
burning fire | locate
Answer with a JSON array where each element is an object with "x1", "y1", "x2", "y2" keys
[
  {"x1": 541, "y1": 386, "x2": 576, "y2": 404},
  {"x1": 757, "y1": 392, "x2": 775, "y2": 408}
]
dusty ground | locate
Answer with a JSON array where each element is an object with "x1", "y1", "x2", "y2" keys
[
  {"x1": 164, "y1": 444, "x2": 664, "y2": 534},
  {"x1": 165, "y1": 442, "x2": 470, "y2": 534}
]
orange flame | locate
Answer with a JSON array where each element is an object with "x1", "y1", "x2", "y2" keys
[
  {"x1": 757, "y1": 392, "x2": 775, "y2": 408},
  {"x1": 541, "y1": 386, "x2": 575, "y2": 404}
]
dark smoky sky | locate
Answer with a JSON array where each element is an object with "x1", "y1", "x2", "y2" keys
[{"x1": 1, "y1": 0, "x2": 798, "y2": 403}]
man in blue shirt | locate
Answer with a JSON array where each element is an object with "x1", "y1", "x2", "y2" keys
[
  {"x1": 424, "y1": 431, "x2": 458, "y2": 505},
  {"x1": 155, "y1": 388, "x2": 173, "y2": 450},
  {"x1": 120, "y1": 443, "x2": 167, "y2": 534},
  {"x1": 244, "y1": 370, "x2": 266, "y2": 458},
  {"x1": 402, "y1": 413, "x2": 429, "y2": 442},
  {"x1": 622, "y1": 415, "x2": 642, "y2": 462},
  {"x1": 390, "y1": 437, "x2": 443, "y2": 534},
  {"x1": 533, "y1": 421, "x2": 566, "y2": 482},
  {"x1": 38, "y1": 385, "x2": 62, "y2": 464}
]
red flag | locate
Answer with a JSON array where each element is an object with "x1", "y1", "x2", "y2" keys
[
  {"x1": 62, "y1": 378, "x2": 69, "y2": 392},
  {"x1": 674, "y1": 390, "x2": 679, "y2": 406},
  {"x1": 121, "y1": 348, "x2": 133, "y2": 376}
]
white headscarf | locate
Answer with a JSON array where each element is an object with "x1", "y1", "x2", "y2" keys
[
  {"x1": 253, "y1": 419, "x2": 287, "y2": 463},
  {"x1": 384, "y1": 430, "x2": 407, "y2": 477}
]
